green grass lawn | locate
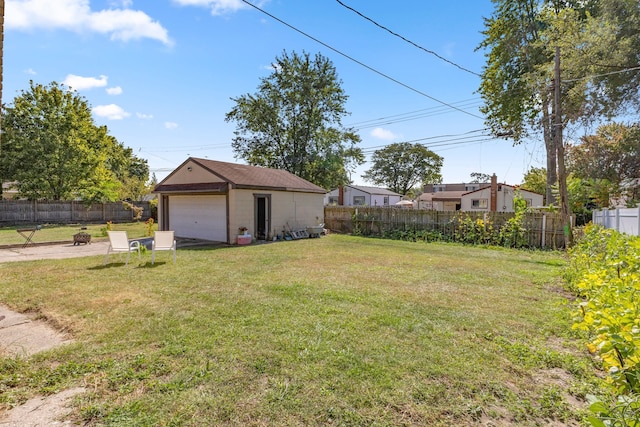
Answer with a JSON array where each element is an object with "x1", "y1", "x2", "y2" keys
[
  {"x1": 0, "y1": 235, "x2": 600, "y2": 426},
  {"x1": 0, "y1": 222, "x2": 153, "y2": 246}
]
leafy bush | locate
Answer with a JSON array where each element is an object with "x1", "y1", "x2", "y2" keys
[
  {"x1": 565, "y1": 224, "x2": 640, "y2": 425},
  {"x1": 122, "y1": 201, "x2": 144, "y2": 221},
  {"x1": 452, "y1": 214, "x2": 498, "y2": 245}
]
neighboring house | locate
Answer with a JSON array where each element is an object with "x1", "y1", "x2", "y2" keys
[
  {"x1": 418, "y1": 175, "x2": 544, "y2": 212},
  {"x1": 325, "y1": 185, "x2": 403, "y2": 207},
  {"x1": 154, "y1": 158, "x2": 326, "y2": 244}
]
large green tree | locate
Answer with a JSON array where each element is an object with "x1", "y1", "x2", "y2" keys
[
  {"x1": 0, "y1": 81, "x2": 148, "y2": 202},
  {"x1": 478, "y1": 0, "x2": 640, "y2": 204},
  {"x1": 567, "y1": 122, "x2": 640, "y2": 207},
  {"x1": 225, "y1": 50, "x2": 363, "y2": 189},
  {"x1": 478, "y1": 0, "x2": 556, "y2": 202},
  {"x1": 479, "y1": 0, "x2": 640, "y2": 246},
  {"x1": 362, "y1": 142, "x2": 443, "y2": 195},
  {"x1": 521, "y1": 167, "x2": 547, "y2": 199},
  {"x1": 568, "y1": 122, "x2": 640, "y2": 185}
]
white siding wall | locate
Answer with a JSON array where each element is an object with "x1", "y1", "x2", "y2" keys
[
  {"x1": 344, "y1": 187, "x2": 370, "y2": 206},
  {"x1": 460, "y1": 188, "x2": 543, "y2": 212}
]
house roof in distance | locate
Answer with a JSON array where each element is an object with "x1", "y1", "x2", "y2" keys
[
  {"x1": 334, "y1": 185, "x2": 402, "y2": 196},
  {"x1": 155, "y1": 157, "x2": 327, "y2": 194}
]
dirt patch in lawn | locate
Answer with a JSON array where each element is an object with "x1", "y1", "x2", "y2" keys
[{"x1": 0, "y1": 305, "x2": 83, "y2": 427}]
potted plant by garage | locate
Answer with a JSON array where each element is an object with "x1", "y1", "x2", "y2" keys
[{"x1": 237, "y1": 227, "x2": 251, "y2": 245}]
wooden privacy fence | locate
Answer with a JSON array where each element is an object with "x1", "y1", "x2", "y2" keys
[
  {"x1": 0, "y1": 200, "x2": 151, "y2": 225},
  {"x1": 324, "y1": 206, "x2": 569, "y2": 249}
]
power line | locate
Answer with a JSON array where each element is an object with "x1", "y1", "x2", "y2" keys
[
  {"x1": 347, "y1": 97, "x2": 482, "y2": 126},
  {"x1": 563, "y1": 65, "x2": 640, "y2": 83},
  {"x1": 239, "y1": 0, "x2": 484, "y2": 120},
  {"x1": 361, "y1": 137, "x2": 497, "y2": 156},
  {"x1": 335, "y1": 0, "x2": 481, "y2": 77},
  {"x1": 360, "y1": 129, "x2": 493, "y2": 154},
  {"x1": 349, "y1": 99, "x2": 483, "y2": 130}
]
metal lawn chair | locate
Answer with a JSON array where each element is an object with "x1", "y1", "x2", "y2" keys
[
  {"x1": 152, "y1": 231, "x2": 176, "y2": 265},
  {"x1": 104, "y1": 231, "x2": 141, "y2": 265}
]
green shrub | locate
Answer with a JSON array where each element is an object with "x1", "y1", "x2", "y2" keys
[{"x1": 566, "y1": 224, "x2": 640, "y2": 425}]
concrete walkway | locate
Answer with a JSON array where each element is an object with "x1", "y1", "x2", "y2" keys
[{"x1": 0, "y1": 241, "x2": 111, "y2": 263}]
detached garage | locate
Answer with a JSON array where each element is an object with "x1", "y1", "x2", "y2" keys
[{"x1": 154, "y1": 158, "x2": 326, "y2": 244}]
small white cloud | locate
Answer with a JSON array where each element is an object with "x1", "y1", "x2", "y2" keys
[
  {"x1": 371, "y1": 127, "x2": 399, "y2": 141},
  {"x1": 62, "y1": 74, "x2": 108, "y2": 90},
  {"x1": 6, "y1": 0, "x2": 173, "y2": 46},
  {"x1": 93, "y1": 104, "x2": 131, "y2": 120},
  {"x1": 173, "y1": 0, "x2": 269, "y2": 16},
  {"x1": 25, "y1": 68, "x2": 37, "y2": 75},
  {"x1": 136, "y1": 112, "x2": 153, "y2": 120},
  {"x1": 109, "y1": 0, "x2": 133, "y2": 7},
  {"x1": 164, "y1": 122, "x2": 178, "y2": 130},
  {"x1": 443, "y1": 42, "x2": 455, "y2": 58},
  {"x1": 106, "y1": 86, "x2": 123, "y2": 95}
]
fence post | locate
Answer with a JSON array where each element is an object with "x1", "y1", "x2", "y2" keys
[
  {"x1": 541, "y1": 214, "x2": 547, "y2": 248},
  {"x1": 615, "y1": 208, "x2": 620, "y2": 233}
]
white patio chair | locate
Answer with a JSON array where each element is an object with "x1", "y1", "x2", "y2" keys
[
  {"x1": 104, "y1": 231, "x2": 141, "y2": 265},
  {"x1": 152, "y1": 231, "x2": 176, "y2": 265}
]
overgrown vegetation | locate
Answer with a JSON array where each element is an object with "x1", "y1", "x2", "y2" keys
[
  {"x1": 565, "y1": 224, "x2": 640, "y2": 426},
  {"x1": 370, "y1": 194, "x2": 530, "y2": 249},
  {"x1": 0, "y1": 235, "x2": 602, "y2": 425}
]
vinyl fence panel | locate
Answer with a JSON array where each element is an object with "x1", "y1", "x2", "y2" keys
[{"x1": 592, "y1": 207, "x2": 640, "y2": 236}]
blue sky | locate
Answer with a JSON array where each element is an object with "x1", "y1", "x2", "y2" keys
[{"x1": 4, "y1": 0, "x2": 547, "y2": 186}]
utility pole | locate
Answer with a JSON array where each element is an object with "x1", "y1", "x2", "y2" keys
[{"x1": 554, "y1": 46, "x2": 572, "y2": 247}]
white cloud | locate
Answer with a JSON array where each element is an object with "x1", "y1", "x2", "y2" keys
[
  {"x1": 443, "y1": 42, "x2": 455, "y2": 58},
  {"x1": 6, "y1": 0, "x2": 173, "y2": 46},
  {"x1": 136, "y1": 112, "x2": 154, "y2": 120},
  {"x1": 106, "y1": 86, "x2": 123, "y2": 95},
  {"x1": 93, "y1": 104, "x2": 131, "y2": 120},
  {"x1": 371, "y1": 127, "x2": 400, "y2": 141},
  {"x1": 62, "y1": 74, "x2": 108, "y2": 90},
  {"x1": 109, "y1": 0, "x2": 133, "y2": 7},
  {"x1": 172, "y1": 0, "x2": 269, "y2": 16},
  {"x1": 25, "y1": 68, "x2": 37, "y2": 75},
  {"x1": 164, "y1": 122, "x2": 178, "y2": 130}
]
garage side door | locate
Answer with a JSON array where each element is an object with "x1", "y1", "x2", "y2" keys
[{"x1": 169, "y1": 195, "x2": 227, "y2": 242}]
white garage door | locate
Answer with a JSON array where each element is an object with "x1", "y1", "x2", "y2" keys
[{"x1": 169, "y1": 195, "x2": 227, "y2": 242}]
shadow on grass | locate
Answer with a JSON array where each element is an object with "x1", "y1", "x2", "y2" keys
[
  {"x1": 135, "y1": 262, "x2": 167, "y2": 268},
  {"x1": 87, "y1": 262, "x2": 129, "y2": 270}
]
